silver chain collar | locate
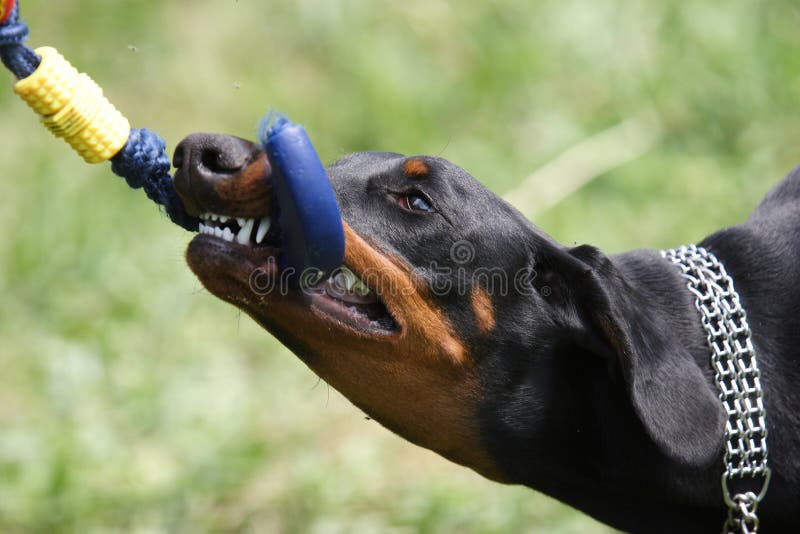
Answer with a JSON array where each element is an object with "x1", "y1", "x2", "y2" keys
[{"x1": 661, "y1": 245, "x2": 771, "y2": 534}]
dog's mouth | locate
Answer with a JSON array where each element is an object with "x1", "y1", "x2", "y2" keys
[
  {"x1": 190, "y1": 211, "x2": 399, "y2": 336},
  {"x1": 197, "y1": 213, "x2": 279, "y2": 247}
]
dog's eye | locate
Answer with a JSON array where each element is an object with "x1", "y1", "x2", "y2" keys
[{"x1": 397, "y1": 192, "x2": 435, "y2": 214}]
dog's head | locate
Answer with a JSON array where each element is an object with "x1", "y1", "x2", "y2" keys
[{"x1": 173, "y1": 133, "x2": 723, "y2": 489}]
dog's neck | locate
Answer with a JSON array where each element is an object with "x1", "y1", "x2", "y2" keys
[{"x1": 482, "y1": 248, "x2": 723, "y2": 532}]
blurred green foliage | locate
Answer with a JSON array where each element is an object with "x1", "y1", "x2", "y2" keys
[{"x1": 1, "y1": 1, "x2": 799, "y2": 532}]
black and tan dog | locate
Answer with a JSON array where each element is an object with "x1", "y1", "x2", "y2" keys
[{"x1": 172, "y1": 133, "x2": 800, "y2": 533}]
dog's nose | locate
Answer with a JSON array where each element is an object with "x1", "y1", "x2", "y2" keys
[
  {"x1": 172, "y1": 133, "x2": 271, "y2": 218},
  {"x1": 173, "y1": 133, "x2": 260, "y2": 177}
]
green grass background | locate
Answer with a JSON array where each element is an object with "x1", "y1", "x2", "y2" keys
[{"x1": 1, "y1": 1, "x2": 799, "y2": 532}]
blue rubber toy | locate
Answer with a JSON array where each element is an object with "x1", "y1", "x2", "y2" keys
[{"x1": 260, "y1": 114, "x2": 345, "y2": 285}]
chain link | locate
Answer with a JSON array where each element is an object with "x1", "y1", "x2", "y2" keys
[{"x1": 661, "y1": 245, "x2": 770, "y2": 534}]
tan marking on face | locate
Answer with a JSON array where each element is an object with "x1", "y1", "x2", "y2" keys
[
  {"x1": 471, "y1": 286, "x2": 496, "y2": 334},
  {"x1": 212, "y1": 153, "x2": 272, "y2": 217},
  {"x1": 343, "y1": 224, "x2": 466, "y2": 365},
  {"x1": 301, "y1": 224, "x2": 502, "y2": 480},
  {"x1": 403, "y1": 158, "x2": 429, "y2": 177}
]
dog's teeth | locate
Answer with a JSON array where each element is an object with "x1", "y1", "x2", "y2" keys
[
  {"x1": 336, "y1": 266, "x2": 372, "y2": 295},
  {"x1": 237, "y1": 218, "x2": 255, "y2": 244},
  {"x1": 237, "y1": 217, "x2": 246, "y2": 227},
  {"x1": 222, "y1": 227, "x2": 234, "y2": 241},
  {"x1": 219, "y1": 215, "x2": 229, "y2": 224},
  {"x1": 333, "y1": 271, "x2": 349, "y2": 291},
  {"x1": 332, "y1": 268, "x2": 356, "y2": 291},
  {"x1": 256, "y1": 217, "x2": 271, "y2": 244},
  {"x1": 352, "y1": 279, "x2": 372, "y2": 296},
  {"x1": 339, "y1": 267, "x2": 357, "y2": 291},
  {"x1": 214, "y1": 227, "x2": 223, "y2": 238}
]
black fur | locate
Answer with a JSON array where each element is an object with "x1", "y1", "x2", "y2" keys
[{"x1": 326, "y1": 153, "x2": 800, "y2": 533}]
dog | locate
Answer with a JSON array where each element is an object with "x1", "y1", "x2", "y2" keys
[{"x1": 171, "y1": 132, "x2": 800, "y2": 533}]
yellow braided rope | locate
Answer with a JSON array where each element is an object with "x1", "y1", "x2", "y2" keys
[{"x1": 13, "y1": 46, "x2": 130, "y2": 163}]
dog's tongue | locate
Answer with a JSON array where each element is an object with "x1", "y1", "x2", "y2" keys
[{"x1": 260, "y1": 114, "x2": 345, "y2": 286}]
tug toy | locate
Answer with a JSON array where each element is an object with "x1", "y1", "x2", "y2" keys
[
  {"x1": 261, "y1": 115, "x2": 345, "y2": 282},
  {"x1": 0, "y1": 1, "x2": 345, "y2": 279}
]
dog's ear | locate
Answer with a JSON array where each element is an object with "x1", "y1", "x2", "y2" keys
[{"x1": 537, "y1": 243, "x2": 724, "y2": 467}]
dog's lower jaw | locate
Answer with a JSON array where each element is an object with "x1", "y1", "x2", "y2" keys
[{"x1": 186, "y1": 225, "x2": 509, "y2": 485}]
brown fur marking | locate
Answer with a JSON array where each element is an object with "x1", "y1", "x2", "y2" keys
[
  {"x1": 212, "y1": 153, "x2": 272, "y2": 217},
  {"x1": 471, "y1": 287, "x2": 496, "y2": 334},
  {"x1": 343, "y1": 225, "x2": 466, "y2": 364},
  {"x1": 403, "y1": 158, "x2": 429, "y2": 177}
]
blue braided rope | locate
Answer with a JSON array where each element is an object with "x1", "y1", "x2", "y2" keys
[
  {"x1": 0, "y1": 4, "x2": 40, "y2": 78},
  {"x1": 112, "y1": 129, "x2": 198, "y2": 231},
  {"x1": 1, "y1": 2, "x2": 195, "y2": 232}
]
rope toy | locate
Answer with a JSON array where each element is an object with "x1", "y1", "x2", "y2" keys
[
  {"x1": 1, "y1": 1, "x2": 345, "y2": 277},
  {"x1": 0, "y1": 3, "x2": 195, "y2": 230}
]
